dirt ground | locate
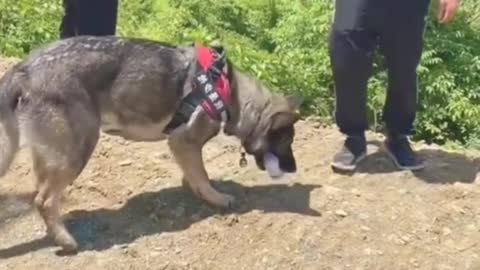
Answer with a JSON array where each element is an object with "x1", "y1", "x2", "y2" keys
[{"x1": 0, "y1": 58, "x2": 479, "y2": 270}]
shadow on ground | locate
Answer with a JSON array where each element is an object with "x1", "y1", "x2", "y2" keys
[
  {"x1": 0, "y1": 180, "x2": 321, "y2": 258},
  {"x1": 355, "y1": 141, "x2": 479, "y2": 184}
]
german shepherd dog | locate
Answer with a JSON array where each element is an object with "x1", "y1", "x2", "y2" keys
[{"x1": 0, "y1": 36, "x2": 303, "y2": 252}]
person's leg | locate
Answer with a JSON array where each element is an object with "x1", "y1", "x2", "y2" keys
[
  {"x1": 380, "y1": 0, "x2": 431, "y2": 170},
  {"x1": 76, "y1": 0, "x2": 118, "y2": 36},
  {"x1": 60, "y1": 0, "x2": 118, "y2": 38},
  {"x1": 329, "y1": 0, "x2": 383, "y2": 171},
  {"x1": 59, "y1": 0, "x2": 77, "y2": 38}
]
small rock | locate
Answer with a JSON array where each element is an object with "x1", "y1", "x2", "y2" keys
[
  {"x1": 175, "y1": 247, "x2": 182, "y2": 254},
  {"x1": 359, "y1": 213, "x2": 369, "y2": 220},
  {"x1": 119, "y1": 159, "x2": 133, "y2": 166},
  {"x1": 361, "y1": 225, "x2": 371, "y2": 232},
  {"x1": 364, "y1": 248, "x2": 373, "y2": 255},
  {"x1": 442, "y1": 227, "x2": 452, "y2": 236},
  {"x1": 312, "y1": 122, "x2": 321, "y2": 129},
  {"x1": 335, "y1": 210, "x2": 348, "y2": 217},
  {"x1": 150, "y1": 251, "x2": 161, "y2": 257},
  {"x1": 401, "y1": 235, "x2": 411, "y2": 243}
]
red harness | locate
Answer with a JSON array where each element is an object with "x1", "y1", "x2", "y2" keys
[
  {"x1": 195, "y1": 44, "x2": 231, "y2": 121},
  {"x1": 164, "y1": 44, "x2": 231, "y2": 133}
]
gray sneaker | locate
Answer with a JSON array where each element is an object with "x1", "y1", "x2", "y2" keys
[{"x1": 331, "y1": 135, "x2": 367, "y2": 171}]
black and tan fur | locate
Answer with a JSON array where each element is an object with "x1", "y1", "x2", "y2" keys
[{"x1": 0, "y1": 36, "x2": 303, "y2": 252}]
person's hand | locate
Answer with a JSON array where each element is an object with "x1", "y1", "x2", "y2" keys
[{"x1": 438, "y1": 0, "x2": 460, "y2": 23}]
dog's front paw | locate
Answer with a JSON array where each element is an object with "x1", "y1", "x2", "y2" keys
[
  {"x1": 53, "y1": 229, "x2": 79, "y2": 253},
  {"x1": 213, "y1": 192, "x2": 236, "y2": 209},
  {"x1": 197, "y1": 186, "x2": 236, "y2": 209},
  {"x1": 181, "y1": 177, "x2": 191, "y2": 191}
]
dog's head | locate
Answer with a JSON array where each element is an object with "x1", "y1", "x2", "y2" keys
[{"x1": 241, "y1": 94, "x2": 303, "y2": 173}]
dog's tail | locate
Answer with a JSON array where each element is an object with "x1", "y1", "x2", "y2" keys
[{"x1": 0, "y1": 66, "x2": 22, "y2": 177}]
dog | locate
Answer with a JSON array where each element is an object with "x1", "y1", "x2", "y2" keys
[{"x1": 0, "y1": 36, "x2": 303, "y2": 252}]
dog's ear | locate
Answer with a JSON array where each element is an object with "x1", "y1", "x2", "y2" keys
[
  {"x1": 271, "y1": 111, "x2": 301, "y2": 131},
  {"x1": 285, "y1": 94, "x2": 303, "y2": 111},
  {"x1": 212, "y1": 45, "x2": 224, "y2": 54},
  {"x1": 210, "y1": 40, "x2": 225, "y2": 55}
]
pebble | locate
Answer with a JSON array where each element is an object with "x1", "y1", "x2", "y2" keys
[
  {"x1": 442, "y1": 227, "x2": 452, "y2": 236},
  {"x1": 361, "y1": 225, "x2": 371, "y2": 232},
  {"x1": 401, "y1": 235, "x2": 411, "y2": 243},
  {"x1": 335, "y1": 210, "x2": 348, "y2": 217},
  {"x1": 358, "y1": 213, "x2": 369, "y2": 220},
  {"x1": 119, "y1": 159, "x2": 133, "y2": 166}
]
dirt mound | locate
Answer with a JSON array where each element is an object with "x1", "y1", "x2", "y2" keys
[{"x1": 0, "y1": 58, "x2": 479, "y2": 270}]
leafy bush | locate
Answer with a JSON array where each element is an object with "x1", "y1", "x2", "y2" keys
[
  {"x1": 0, "y1": 0, "x2": 61, "y2": 56},
  {"x1": 1, "y1": 0, "x2": 480, "y2": 147},
  {"x1": 415, "y1": 3, "x2": 480, "y2": 145}
]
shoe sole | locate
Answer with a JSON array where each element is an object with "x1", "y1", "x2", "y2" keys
[
  {"x1": 383, "y1": 143, "x2": 425, "y2": 171},
  {"x1": 330, "y1": 152, "x2": 367, "y2": 172}
]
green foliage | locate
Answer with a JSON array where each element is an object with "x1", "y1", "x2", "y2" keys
[
  {"x1": 0, "y1": 0, "x2": 61, "y2": 56},
  {"x1": 415, "y1": 2, "x2": 480, "y2": 145},
  {"x1": 1, "y1": 0, "x2": 480, "y2": 147}
]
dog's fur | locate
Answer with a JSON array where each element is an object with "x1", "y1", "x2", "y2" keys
[{"x1": 0, "y1": 36, "x2": 302, "y2": 251}]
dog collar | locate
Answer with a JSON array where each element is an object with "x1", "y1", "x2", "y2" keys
[{"x1": 164, "y1": 44, "x2": 231, "y2": 132}]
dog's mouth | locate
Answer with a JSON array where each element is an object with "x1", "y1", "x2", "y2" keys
[
  {"x1": 254, "y1": 154, "x2": 266, "y2": 170},
  {"x1": 254, "y1": 151, "x2": 297, "y2": 174}
]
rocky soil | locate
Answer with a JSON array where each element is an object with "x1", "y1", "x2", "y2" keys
[{"x1": 0, "y1": 58, "x2": 479, "y2": 270}]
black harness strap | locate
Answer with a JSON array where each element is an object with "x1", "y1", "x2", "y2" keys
[{"x1": 164, "y1": 47, "x2": 229, "y2": 133}]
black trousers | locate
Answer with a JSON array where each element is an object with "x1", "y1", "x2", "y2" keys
[
  {"x1": 330, "y1": 0, "x2": 431, "y2": 136},
  {"x1": 60, "y1": 0, "x2": 119, "y2": 38}
]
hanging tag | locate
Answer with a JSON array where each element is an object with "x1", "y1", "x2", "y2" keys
[{"x1": 239, "y1": 152, "x2": 247, "y2": 168}]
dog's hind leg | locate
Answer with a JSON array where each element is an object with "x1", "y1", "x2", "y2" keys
[
  {"x1": 32, "y1": 134, "x2": 99, "y2": 251},
  {"x1": 32, "y1": 157, "x2": 79, "y2": 251},
  {"x1": 28, "y1": 98, "x2": 100, "y2": 252}
]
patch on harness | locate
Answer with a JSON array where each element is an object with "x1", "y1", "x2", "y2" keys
[{"x1": 164, "y1": 44, "x2": 231, "y2": 132}]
